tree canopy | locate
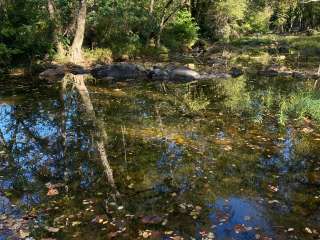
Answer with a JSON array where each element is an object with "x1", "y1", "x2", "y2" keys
[{"x1": 0, "y1": 0, "x2": 320, "y2": 66}]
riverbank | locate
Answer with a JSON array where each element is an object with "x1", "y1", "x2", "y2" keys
[{"x1": 1, "y1": 34, "x2": 319, "y2": 81}]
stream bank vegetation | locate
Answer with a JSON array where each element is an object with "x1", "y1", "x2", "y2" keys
[{"x1": 0, "y1": 0, "x2": 320, "y2": 67}]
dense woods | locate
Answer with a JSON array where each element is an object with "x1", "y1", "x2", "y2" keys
[{"x1": 1, "y1": 0, "x2": 320, "y2": 67}]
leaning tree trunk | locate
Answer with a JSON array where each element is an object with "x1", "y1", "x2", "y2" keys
[
  {"x1": 71, "y1": 74, "x2": 117, "y2": 191},
  {"x1": 69, "y1": 0, "x2": 86, "y2": 64}
]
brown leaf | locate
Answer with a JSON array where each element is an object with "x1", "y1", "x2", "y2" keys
[
  {"x1": 234, "y1": 224, "x2": 247, "y2": 234},
  {"x1": 107, "y1": 231, "x2": 119, "y2": 238},
  {"x1": 91, "y1": 215, "x2": 107, "y2": 224},
  {"x1": 47, "y1": 188, "x2": 59, "y2": 196},
  {"x1": 141, "y1": 216, "x2": 163, "y2": 225},
  {"x1": 45, "y1": 226, "x2": 60, "y2": 233}
]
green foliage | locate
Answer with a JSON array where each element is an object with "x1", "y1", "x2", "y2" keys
[
  {"x1": 83, "y1": 48, "x2": 113, "y2": 64},
  {"x1": 220, "y1": 77, "x2": 251, "y2": 112},
  {"x1": 205, "y1": 0, "x2": 248, "y2": 40},
  {"x1": 279, "y1": 91, "x2": 320, "y2": 125},
  {"x1": 162, "y1": 10, "x2": 199, "y2": 50},
  {"x1": 182, "y1": 92, "x2": 210, "y2": 113},
  {"x1": 0, "y1": 0, "x2": 52, "y2": 67},
  {"x1": 244, "y1": 7, "x2": 272, "y2": 33},
  {"x1": 287, "y1": 34, "x2": 320, "y2": 55},
  {"x1": 139, "y1": 46, "x2": 169, "y2": 61}
]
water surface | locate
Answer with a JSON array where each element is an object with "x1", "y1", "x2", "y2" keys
[{"x1": 0, "y1": 74, "x2": 319, "y2": 239}]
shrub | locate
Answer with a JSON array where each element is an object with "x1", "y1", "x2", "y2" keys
[
  {"x1": 244, "y1": 7, "x2": 272, "y2": 34},
  {"x1": 162, "y1": 10, "x2": 199, "y2": 50}
]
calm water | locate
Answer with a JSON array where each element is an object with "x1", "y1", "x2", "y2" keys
[{"x1": 0, "y1": 74, "x2": 319, "y2": 240}]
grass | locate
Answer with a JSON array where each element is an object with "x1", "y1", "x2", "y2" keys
[
  {"x1": 83, "y1": 48, "x2": 113, "y2": 64},
  {"x1": 279, "y1": 90, "x2": 320, "y2": 125}
]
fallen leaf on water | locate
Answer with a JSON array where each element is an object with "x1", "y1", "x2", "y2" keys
[
  {"x1": 108, "y1": 231, "x2": 118, "y2": 238},
  {"x1": 234, "y1": 224, "x2": 247, "y2": 234},
  {"x1": 47, "y1": 188, "x2": 59, "y2": 197},
  {"x1": 267, "y1": 185, "x2": 279, "y2": 192},
  {"x1": 45, "y1": 226, "x2": 60, "y2": 233},
  {"x1": 268, "y1": 200, "x2": 280, "y2": 204},
  {"x1": 223, "y1": 145, "x2": 232, "y2": 151},
  {"x1": 71, "y1": 221, "x2": 81, "y2": 227},
  {"x1": 91, "y1": 215, "x2": 107, "y2": 224},
  {"x1": 19, "y1": 229, "x2": 30, "y2": 238},
  {"x1": 301, "y1": 127, "x2": 314, "y2": 134},
  {"x1": 141, "y1": 216, "x2": 162, "y2": 225},
  {"x1": 305, "y1": 227, "x2": 312, "y2": 234},
  {"x1": 170, "y1": 235, "x2": 184, "y2": 240}
]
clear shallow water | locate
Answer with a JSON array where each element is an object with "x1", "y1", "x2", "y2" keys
[{"x1": 0, "y1": 74, "x2": 319, "y2": 239}]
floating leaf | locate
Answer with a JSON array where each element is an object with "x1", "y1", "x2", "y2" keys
[
  {"x1": 45, "y1": 226, "x2": 60, "y2": 233},
  {"x1": 47, "y1": 188, "x2": 59, "y2": 197},
  {"x1": 19, "y1": 229, "x2": 30, "y2": 238},
  {"x1": 141, "y1": 216, "x2": 163, "y2": 225}
]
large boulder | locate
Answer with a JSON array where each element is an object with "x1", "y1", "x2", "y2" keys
[
  {"x1": 258, "y1": 69, "x2": 279, "y2": 77},
  {"x1": 148, "y1": 67, "x2": 169, "y2": 81},
  {"x1": 39, "y1": 67, "x2": 65, "y2": 80},
  {"x1": 91, "y1": 63, "x2": 147, "y2": 80},
  {"x1": 199, "y1": 73, "x2": 232, "y2": 80},
  {"x1": 169, "y1": 67, "x2": 201, "y2": 82}
]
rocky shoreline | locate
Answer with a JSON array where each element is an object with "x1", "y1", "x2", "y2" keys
[{"x1": 39, "y1": 62, "x2": 319, "y2": 83}]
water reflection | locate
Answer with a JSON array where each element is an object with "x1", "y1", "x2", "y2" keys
[
  {"x1": 0, "y1": 75, "x2": 319, "y2": 239},
  {"x1": 209, "y1": 198, "x2": 273, "y2": 240}
]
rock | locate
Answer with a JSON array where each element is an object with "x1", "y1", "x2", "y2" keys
[
  {"x1": 185, "y1": 63, "x2": 196, "y2": 70},
  {"x1": 199, "y1": 73, "x2": 231, "y2": 80},
  {"x1": 292, "y1": 71, "x2": 305, "y2": 79},
  {"x1": 39, "y1": 67, "x2": 65, "y2": 80},
  {"x1": 148, "y1": 67, "x2": 169, "y2": 80},
  {"x1": 258, "y1": 69, "x2": 279, "y2": 77},
  {"x1": 230, "y1": 67, "x2": 243, "y2": 78},
  {"x1": 278, "y1": 45, "x2": 290, "y2": 54},
  {"x1": 169, "y1": 67, "x2": 200, "y2": 82},
  {"x1": 91, "y1": 63, "x2": 147, "y2": 80},
  {"x1": 69, "y1": 66, "x2": 89, "y2": 75}
]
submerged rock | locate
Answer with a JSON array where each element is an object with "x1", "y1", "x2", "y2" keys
[
  {"x1": 91, "y1": 63, "x2": 147, "y2": 80},
  {"x1": 39, "y1": 67, "x2": 65, "y2": 80},
  {"x1": 230, "y1": 67, "x2": 243, "y2": 78},
  {"x1": 169, "y1": 67, "x2": 201, "y2": 82}
]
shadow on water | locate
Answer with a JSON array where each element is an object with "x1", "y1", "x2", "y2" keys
[{"x1": 0, "y1": 74, "x2": 319, "y2": 239}]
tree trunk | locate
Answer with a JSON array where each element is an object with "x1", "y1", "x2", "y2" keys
[
  {"x1": 149, "y1": 0, "x2": 155, "y2": 14},
  {"x1": 69, "y1": 0, "x2": 86, "y2": 64},
  {"x1": 72, "y1": 74, "x2": 117, "y2": 190},
  {"x1": 47, "y1": 0, "x2": 65, "y2": 57},
  {"x1": 156, "y1": 24, "x2": 164, "y2": 47}
]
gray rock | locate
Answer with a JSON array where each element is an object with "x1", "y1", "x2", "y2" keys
[
  {"x1": 39, "y1": 67, "x2": 65, "y2": 80},
  {"x1": 148, "y1": 67, "x2": 169, "y2": 80},
  {"x1": 169, "y1": 67, "x2": 201, "y2": 82},
  {"x1": 199, "y1": 73, "x2": 232, "y2": 80},
  {"x1": 292, "y1": 71, "x2": 305, "y2": 79},
  {"x1": 278, "y1": 45, "x2": 290, "y2": 54},
  {"x1": 91, "y1": 63, "x2": 147, "y2": 80},
  {"x1": 258, "y1": 69, "x2": 279, "y2": 77},
  {"x1": 69, "y1": 66, "x2": 89, "y2": 75}
]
